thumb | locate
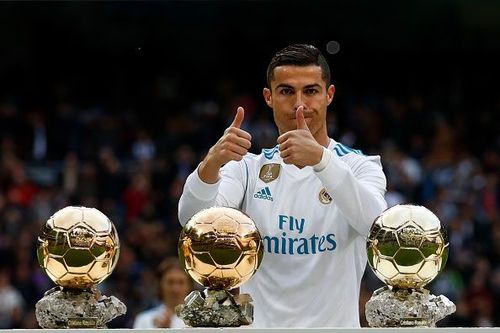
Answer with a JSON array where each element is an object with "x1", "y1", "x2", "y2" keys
[
  {"x1": 231, "y1": 107, "x2": 245, "y2": 128},
  {"x1": 296, "y1": 106, "x2": 309, "y2": 130}
]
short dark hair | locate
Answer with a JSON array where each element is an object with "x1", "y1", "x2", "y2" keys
[{"x1": 266, "y1": 44, "x2": 331, "y2": 87}]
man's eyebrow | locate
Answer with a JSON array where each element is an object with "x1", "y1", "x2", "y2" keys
[
  {"x1": 304, "y1": 84, "x2": 322, "y2": 89},
  {"x1": 275, "y1": 83, "x2": 294, "y2": 89}
]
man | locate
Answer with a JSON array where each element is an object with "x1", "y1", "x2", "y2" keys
[
  {"x1": 133, "y1": 258, "x2": 193, "y2": 328},
  {"x1": 178, "y1": 44, "x2": 387, "y2": 327}
]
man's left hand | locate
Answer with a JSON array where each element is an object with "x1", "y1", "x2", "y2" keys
[{"x1": 277, "y1": 106, "x2": 324, "y2": 168}]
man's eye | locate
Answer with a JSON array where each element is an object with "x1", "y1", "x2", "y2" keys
[
  {"x1": 305, "y1": 88, "x2": 318, "y2": 95},
  {"x1": 280, "y1": 88, "x2": 293, "y2": 95}
]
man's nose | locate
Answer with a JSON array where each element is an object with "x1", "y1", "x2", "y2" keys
[{"x1": 294, "y1": 92, "x2": 306, "y2": 111}]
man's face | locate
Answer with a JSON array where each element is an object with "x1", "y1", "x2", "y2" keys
[
  {"x1": 160, "y1": 268, "x2": 191, "y2": 307},
  {"x1": 263, "y1": 65, "x2": 335, "y2": 138}
]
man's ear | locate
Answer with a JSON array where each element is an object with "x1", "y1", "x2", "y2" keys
[
  {"x1": 327, "y1": 85, "x2": 335, "y2": 105},
  {"x1": 263, "y1": 88, "x2": 273, "y2": 108}
]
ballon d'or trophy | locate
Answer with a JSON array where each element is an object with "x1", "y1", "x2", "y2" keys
[
  {"x1": 177, "y1": 206, "x2": 264, "y2": 327},
  {"x1": 366, "y1": 204, "x2": 456, "y2": 327},
  {"x1": 35, "y1": 206, "x2": 126, "y2": 328}
]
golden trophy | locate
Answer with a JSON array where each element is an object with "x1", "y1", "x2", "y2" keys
[
  {"x1": 35, "y1": 206, "x2": 126, "y2": 328},
  {"x1": 366, "y1": 204, "x2": 456, "y2": 327},
  {"x1": 177, "y1": 206, "x2": 264, "y2": 327}
]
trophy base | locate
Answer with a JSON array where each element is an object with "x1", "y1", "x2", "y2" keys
[
  {"x1": 35, "y1": 286, "x2": 127, "y2": 328},
  {"x1": 365, "y1": 286, "x2": 456, "y2": 327},
  {"x1": 176, "y1": 289, "x2": 254, "y2": 327}
]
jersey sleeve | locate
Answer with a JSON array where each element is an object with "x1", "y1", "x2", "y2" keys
[
  {"x1": 314, "y1": 148, "x2": 387, "y2": 236},
  {"x1": 178, "y1": 160, "x2": 247, "y2": 225}
]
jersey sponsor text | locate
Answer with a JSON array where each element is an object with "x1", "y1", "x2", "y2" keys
[{"x1": 262, "y1": 214, "x2": 337, "y2": 255}]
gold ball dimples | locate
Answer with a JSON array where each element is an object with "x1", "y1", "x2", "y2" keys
[
  {"x1": 37, "y1": 206, "x2": 120, "y2": 289},
  {"x1": 367, "y1": 204, "x2": 449, "y2": 289},
  {"x1": 178, "y1": 207, "x2": 264, "y2": 290}
]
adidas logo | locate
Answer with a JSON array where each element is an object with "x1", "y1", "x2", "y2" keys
[{"x1": 254, "y1": 187, "x2": 273, "y2": 201}]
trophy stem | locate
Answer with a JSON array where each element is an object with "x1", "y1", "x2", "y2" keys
[{"x1": 176, "y1": 289, "x2": 254, "y2": 327}]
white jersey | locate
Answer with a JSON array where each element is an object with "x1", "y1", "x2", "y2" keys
[{"x1": 178, "y1": 139, "x2": 387, "y2": 327}]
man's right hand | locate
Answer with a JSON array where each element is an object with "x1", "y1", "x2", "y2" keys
[{"x1": 198, "y1": 107, "x2": 252, "y2": 184}]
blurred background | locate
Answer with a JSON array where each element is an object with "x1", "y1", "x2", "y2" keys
[{"x1": 0, "y1": 0, "x2": 499, "y2": 328}]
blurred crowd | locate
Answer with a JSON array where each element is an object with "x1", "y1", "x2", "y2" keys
[{"x1": 0, "y1": 82, "x2": 498, "y2": 327}]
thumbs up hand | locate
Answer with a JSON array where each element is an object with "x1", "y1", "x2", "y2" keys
[
  {"x1": 198, "y1": 107, "x2": 252, "y2": 183},
  {"x1": 231, "y1": 106, "x2": 245, "y2": 129},
  {"x1": 277, "y1": 106, "x2": 324, "y2": 168},
  {"x1": 295, "y1": 105, "x2": 309, "y2": 130},
  {"x1": 208, "y1": 106, "x2": 252, "y2": 166}
]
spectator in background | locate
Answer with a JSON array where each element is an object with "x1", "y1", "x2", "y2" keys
[
  {"x1": 132, "y1": 130, "x2": 156, "y2": 162},
  {"x1": 0, "y1": 267, "x2": 24, "y2": 329},
  {"x1": 133, "y1": 258, "x2": 193, "y2": 328},
  {"x1": 122, "y1": 173, "x2": 151, "y2": 224}
]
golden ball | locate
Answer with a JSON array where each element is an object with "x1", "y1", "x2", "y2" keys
[
  {"x1": 37, "y1": 206, "x2": 120, "y2": 289},
  {"x1": 178, "y1": 207, "x2": 264, "y2": 290},
  {"x1": 367, "y1": 204, "x2": 449, "y2": 289}
]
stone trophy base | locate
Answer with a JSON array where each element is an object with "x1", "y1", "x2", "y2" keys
[
  {"x1": 35, "y1": 286, "x2": 126, "y2": 328},
  {"x1": 176, "y1": 289, "x2": 254, "y2": 327},
  {"x1": 365, "y1": 286, "x2": 456, "y2": 327}
]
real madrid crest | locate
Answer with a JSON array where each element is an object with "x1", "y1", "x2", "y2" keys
[
  {"x1": 259, "y1": 163, "x2": 280, "y2": 183},
  {"x1": 319, "y1": 188, "x2": 332, "y2": 204}
]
